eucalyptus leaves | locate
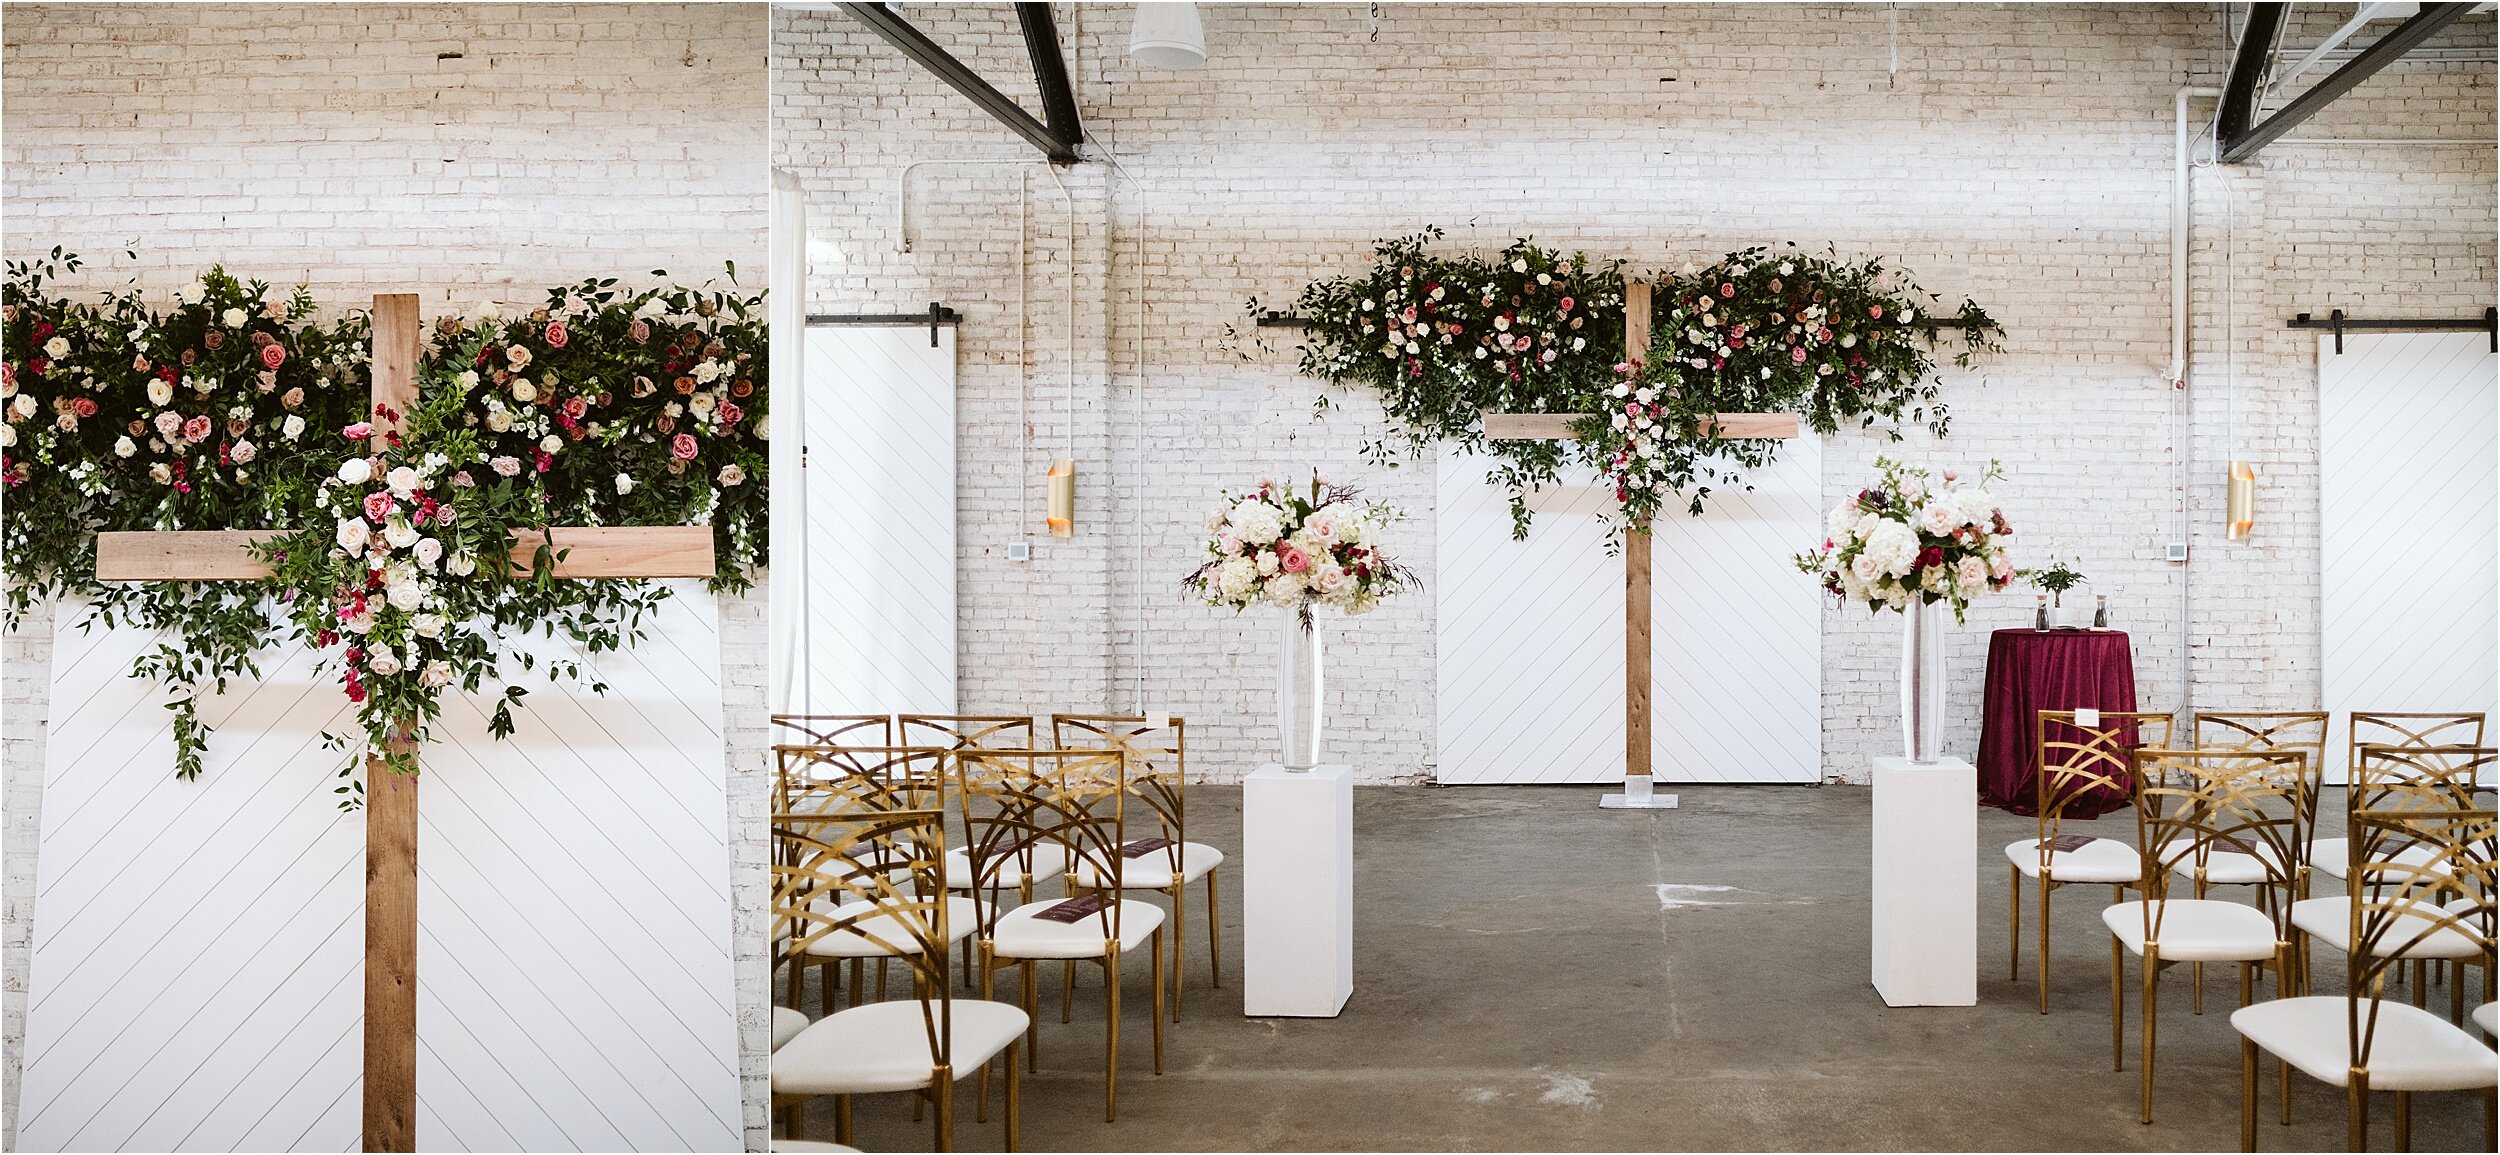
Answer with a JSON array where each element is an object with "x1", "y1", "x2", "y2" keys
[
  {"x1": 3, "y1": 253, "x2": 767, "y2": 783},
  {"x1": 1277, "y1": 233, "x2": 2004, "y2": 538}
]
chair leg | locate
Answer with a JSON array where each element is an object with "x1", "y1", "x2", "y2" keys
[
  {"x1": 1063, "y1": 954, "x2": 1077, "y2": 1024},
  {"x1": 2242, "y1": 1035, "x2": 2259, "y2": 1152},
  {"x1": 1151, "y1": 926, "x2": 1166, "y2": 1075},
  {"x1": 2110, "y1": 935, "x2": 2126, "y2": 1072},
  {"x1": 2350, "y1": 1072, "x2": 2369, "y2": 1153},
  {"x1": 835, "y1": 1094, "x2": 854, "y2": 1147},
  {"x1": 2194, "y1": 879, "x2": 2208, "y2": 1015},
  {"x1": 1005, "y1": 1040, "x2": 1022, "y2": 1152},
  {"x1": 2010, "y1": 863, "x2": 2022, "y2": 983},
  {"x1": 1208, "y1": 867, "x2": 1224, "y2": 988},
  {"x1": 1019, "y1": 959, "x2": 1040, "y2": 1073},
  {"x1": 2141, "y1": 952, "x2": 2159, "y2": 1124},
  {"x1": 2037, "y1": 876, "x2": 2053, "y2": 1014},
  {"x1": 1105, "y1": 942, "x2": 1123, "y2": 1123},
  {"x1": 934, "y1": 1065, "x2": 956, "y2": 1153},
  {"x1": 1169, "y1": 882, "x2": 1187, "y2": 1023},
  {"x1": 2393, "y1": 1091, "x2": 2409, "y2": 1153}
]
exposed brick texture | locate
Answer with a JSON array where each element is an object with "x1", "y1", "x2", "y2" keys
[{"x1": 773, "y1": 3, "x2": 2493, "y2": 785}]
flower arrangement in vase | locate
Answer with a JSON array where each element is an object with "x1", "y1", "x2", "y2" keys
[
  {"x1": 2021, "y1": 558, "x2": 2089, "y2": 629},
  {"x1": 1185, "y1": 471, "x2": 1416, "y2": 769}
]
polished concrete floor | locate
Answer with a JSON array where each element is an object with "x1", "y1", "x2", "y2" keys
[{"x1": 783, "y1": 784, "x2": 2494, "y2": 1152}]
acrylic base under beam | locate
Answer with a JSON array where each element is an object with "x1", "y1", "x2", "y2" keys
[{"x1": 1598, "y1": 774, "x2": 1680, "y2": 809}]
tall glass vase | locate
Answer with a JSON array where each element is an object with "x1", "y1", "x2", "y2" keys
[
  {"x1": 1278, "y1": 612, "x2": 1324, "y2": 770},
  {"x1": 1900, "y1": 598, "x2": 1945, "y2": 764}
]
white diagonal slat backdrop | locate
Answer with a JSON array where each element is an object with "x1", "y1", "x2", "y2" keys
[
  {"x1": 784, "y1": 326, "x2": 957, "y2": 715},
  {"x1": 2319, "y1": 332, "x2": 2500, "y2": 782},
  {"x1": 17, "y1": 583, "x2": 739, "y2": 1152},
  {"x1": 1435, "y1": 442, "x2": 1822, "y2": 784}
]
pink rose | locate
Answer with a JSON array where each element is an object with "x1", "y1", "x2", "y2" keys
[
  {"x1": 1869, "y1": 305, "x2": 1885, "y2": 319},
  {"x1": 71, "y1": 397, "x2": 97, "y2": 418},
  {"x1": 450, "y1": 470, "x2": 476, "y2": 488},
  {"x1": 715, "y1": 400, "x2": 742, "y2": 427},
  {"x1": 1720, "y1": 282, "x2": 1736, "y2": 298},
  {"x1": 1791, "y1": 346, "x2": 1809, "y2": 364},
  {"x1": 1558, "y1": 296, "x2": 1574, "y2": 312},
  {"x1": 562, "y1": 396, "x2": 588, "y2": 420},
  {"x1": 489, "y1": 455, "x2": 522, "y2": 477},
  {"x1": 155, "y1": 411, "x2": 184, "y2": 439},
  {"x1": 627, "y1": 319, "x2": 651, "y2": 343},
  {"x1": 260, "y1": 344, "x2": 286, "y2": 369},
  {"x1": 1278, "y1": 545, "x2": 1311, "y2": 573},
  {"x1": 544, "y1": 321, "x2": 569, "y2": 348},
  {"x1": 182, "y1": 415, "x2": 213, "y2": 443},
  {"x1": 670, "y1": 433, "x2": 699, "y2": 461},
  {"x1": 343, "y1": 421, "x2": 373, "y2": 441},
  {"x1": 363, "y1": 491, "x2": 394, "y2": 522}
]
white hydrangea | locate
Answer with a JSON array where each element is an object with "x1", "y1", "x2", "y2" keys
[
  {"x1": 1229, "y1": 499, "x2": 1286, "y2": 545},
  {"x1": 1215, "y1": 556, "x2": 1257, "y2": 599},
  {"x1": 1859, "y1": 520, "x2": 1920, "y2": 578},
  {"x1": 1826, "y1": 502, "x2": 1859, "y2": 539}
]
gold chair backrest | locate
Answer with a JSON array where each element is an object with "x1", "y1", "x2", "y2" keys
[
  {"x1": 772, "y1": 802, "x2": 957, "y2": 1065},
  {"x1": 2343, "y1": 804, "x2": 2496, "y2": 1070},
  {"x1": 2127, "y1": 749, "x2": 2306, "y2": 942},
  {"x1": 2351, "y1": 744, "x2": 2497, "y2": 816},
  {"x1": 2348, "y1": 712, "x2": 2486, "y2": 781},
  {"x1": 2195, "y1": 711, "x2": 2327, "y2": 856},
  {"x1": 772, "y1": 713, "x2": 894, "y2": 747},
  {"x1": 771, "y1": 743, "x2": 948, "y2": 818},
  {"x1": 1053, "y1": 714, "x2": 1187, "y2": 872},
  {"x1": 2034, "y1": 709, "x2": 2170, "y2": 821},
  {"x1": 951, "y1": 747, "x2": 1133, "y2": 938},
  {"x1": 900, "y1": 714, "x2": 1036, "y2": 750}
]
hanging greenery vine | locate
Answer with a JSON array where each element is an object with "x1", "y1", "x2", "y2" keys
[
  {"x1": 3, "y1": 253, "x2": 767, "y2": 789},
  {"x1": 1273, "y1": 234, "x2": 2003, "y2": 540}
]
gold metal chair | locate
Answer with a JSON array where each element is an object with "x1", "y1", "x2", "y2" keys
[
  {"x1": 2232, "y1": 803, "x2": 2497, "y2": 1152},
  {"x1": 769, "y1": 795, "x2": 1028, "y2": 1152},
  {"x1": 900, "y1": 714, "x2": 1037, "y2": 749},
  {"x1": 2290, "y1": 746, "x2": 2497, "y2": 1015},
  {"x1": 2315, "y1": 714, "x2": 2489, "y2": 887},
  {"x1": 1054, "y1": 714, "x2": 1225, "y2": 1022},
  {"x1": 955, "y1": 746, "x2": 1167, "y2": 1123},
  {"x1": 2107, "y1": 748, "x2": 2305, "y2": 1124},
  {"x1": 773, "y1": 713, "x2": 895, "y2": 747},
  {"x1": 2007, "y1": 709, "x2": 2170, "y2": 1013},
  {"x1": 2178, "y1": 712, "x2": 2328, "y2": 1009},
  {"x1": 773, "y1": 745, "x2": 970, "y2": 1012}
]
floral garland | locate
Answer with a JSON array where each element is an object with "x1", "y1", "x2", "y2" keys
[
  {"x1": 1792, "y1": 456, "x2": 2015, "y2": 623},
  {"x1": 1278, "y1": 234, "x2": 2002, "y2": 538},
  {"x1": 1183, "y1": 470, "x2": 1416, "y2": 625},
  {"x1": 1277, "y1": 227, "x2": 1627, "y2": 536},
  {"x1": 3, "y1": 254, "x2": 767, "y2": 788}
]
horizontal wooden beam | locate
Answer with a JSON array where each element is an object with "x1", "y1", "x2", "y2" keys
[
  {"x1": 95, "y1": 526, "x2": 718, "y2": 582},
  {"x1": 1481, "y1": 412, "x2": 1801, "y2": 441}
]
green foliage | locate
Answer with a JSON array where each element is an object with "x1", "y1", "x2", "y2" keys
[
  {"x1": 2021, "y1": 558, "x2": 2087, "y2": 595},
  {"x1": 3, "y1": 256, "x2": 768, "y2": 793}
]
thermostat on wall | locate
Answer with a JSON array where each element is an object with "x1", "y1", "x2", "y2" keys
[
  {"x1": 2165, "y1": 542, "x2": 2189, "y2": 563},
  {"x1": 1008, "y1": 541, "x2": 1032, "y2": 562}
]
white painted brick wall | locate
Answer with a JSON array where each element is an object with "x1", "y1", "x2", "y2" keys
[
  {"x1": 2, "y1": 5, "x2": 774, "y2": 1148},
  {"x1": 774, "y1": 3, "x2": 2494, "y2": 786}
]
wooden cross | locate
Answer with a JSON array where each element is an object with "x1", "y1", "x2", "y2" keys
[
  {"x1": 1481, "y1": 283, "x2": 1800, "y2": 808},
  {"x1": 91, "y1": 294, "x2": 716, "y2": 1153}
]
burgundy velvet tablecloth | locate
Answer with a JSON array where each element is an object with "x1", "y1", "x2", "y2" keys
[{"x1": 1977, "y1": 628, "x2": 2140, "y2": 816}]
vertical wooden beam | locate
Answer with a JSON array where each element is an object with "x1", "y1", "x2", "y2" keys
[
  {"x1": 362, "y1": 293, "x2": 421, "y2": 1154},
  {"x1": 1623, "y1": 283, "x2": 1653, "y2": 782}
]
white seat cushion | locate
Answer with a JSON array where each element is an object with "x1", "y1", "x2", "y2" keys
[
  {"x1": 1069, "y1": 840, "x2": 1227, "y2": 889},
  {"x1": 2003, "y1": 836, "x2": 2141, "y2": 884},
  {"x1": 989, "y1": 897, "x2": 1167, "y2": 960},
  {"x1": 2232, "y1": 996, "x2": 2500, "y2": 1092},
  {"x1": 772, "y1": 1005, "x2": 810, "y2": 1052},
  {"x1": 2474, "y1": 1002, "x2": 2496, "y2": 1037},
  {"x1": 772, "y1": 1142, "x2": 860, "y2": 1153},
  {"x1": 2103, "y1": 899, "x2": 2282, "y2": 962},
  {"x1": 2290, "y1": 896, "x2": 2486, "y2": 960},
  {"x1": 944, "y1": 843, "x2": 1070, "y2": 890},
  {"x1": 2158, "y1": 837, "x2": 2291, "y2": 886},
  {"x1": 2307, "y1": 837, "x2": 2449, "y2": 884},
  {"x1": 800, "y1": 896, "x2": 985, "y2": 959},
  {"x1": 771, "y1": 998, "x2": 1029, "y2": 1096}
]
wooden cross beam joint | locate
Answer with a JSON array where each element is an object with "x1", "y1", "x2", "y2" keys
[
  {"x1": 86, "y1": 293, "x2": 716, "y2": 1153},
  {"x1": 1476, "y1": 282, "x2": 1801, "y2": 804}
]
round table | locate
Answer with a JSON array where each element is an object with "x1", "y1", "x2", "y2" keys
[{"x1": 1976, "y1": 628, "x2": 2140, "y2": 816}]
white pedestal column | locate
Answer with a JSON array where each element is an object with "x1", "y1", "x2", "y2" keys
[
  {"x1": 1242, "y1": 762, "x2": 1354, "y2": 1017},
  {"x1": 1869, "y1": 755, "x2": 1977, "y2": 1007}
]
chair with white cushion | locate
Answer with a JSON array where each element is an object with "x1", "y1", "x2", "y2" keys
[
  {"x1": 772, "y1": 713, "x2": 894, "y2": 748},
  {"x1": 771, "y1": 799, "x2": 1027, "y2": 1151},
  {"x1": 1056, "y1": 713, "x2": 1226, "y2": 1022},
  {"x1": 2313, "y1": 714, "x2": 2487, "y2": 888},
  {"x1": 2106, "y1": 748, "x2": 2305, "y2": 1124},
  {"x1": 898, "y1": 716, "x2": 1074, "y2": 922},
  {"x1": 775, "y1": 745, "x2": 983, "y2": 1013},
  {"x1": 2289, "y1": 746, "x2": 2495, "y2": 1017},
  {"x1": 2172, "y1": 712, "x2": 2326, "y2": 1010},
  {"x1": 2231, "y1": 804, "x2": 2496, "y2": 1151},
  {"x1": 956, "y1": 746, "x2": 1167, "y2": 1123},
  {"x1": 2007, "y1": 709, "x2": 2169, "y2": 1014}
]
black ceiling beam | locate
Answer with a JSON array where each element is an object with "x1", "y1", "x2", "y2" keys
[
  {"x1": 2215, "y1": 3, "x2": 2290, "y2": 152},
  {"x1": 839, "y1": 2, "x2": 1080, "y2": 163},
  {"x1": 2220, "y1": 2, "x2": 2476, "y2": 163},
  {"x1": 1017, "y1": 3, "x2": 1083, "y2": 149}
]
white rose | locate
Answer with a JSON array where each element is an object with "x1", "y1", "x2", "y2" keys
[
  {"x1": 282, "y1": 415, "x2": 305, "y2": 440},
  {"x1": 386, "y1": 581, "x2": 423, "y2": 612},
  {"x1": 1826, "y1": 504, "x2": 1858, "y2": 539},
  {"x1": 366, "y1": 647, "x2": 403, "y2": 677},
  {"x1": 1255, "y1": 551, "x2": 1280, "y2": 576},
  {"x1": 385, "y1": 466, "x2": 421, "y2": 498},
  {"x1": 0, "y1": 427, "x2": 14, "y2": 448},
  {"x1": 420, "y1": 660, "x2": 455, "y2": 689},
  {"x1": 336, "y1": 518, "x2": 370, "y2": 555},
  {"x1": 230, "y1": 439, "x2": 256, "y2": 464},
  {"x1": 113, "y1": 435, "x2": 137, "y2": 458},
  {"x1": 177, "y1": 281, "x2": 206, "y2": 303},
  {"x1": 511, "y1": 379, "x2": 537, "y2": 403},
  {"x1": 1918, "y1": 503, "x2": 1956, "y2": 536},
  {"x1": 688, "y1": 392, "x2": 716, "y2": 416},
  {"x1": 445, "y1": 553, "x2": 478, "y2": 577},
  {"x1": 413, "y1": 538, "x2": 443, "y2": 571},
  {"x1": 10, "y1": 394, "x2": 35, "y2": 420},
  {"x1": 615, "y1": 472, "x2": 636, "y2": 495},
  {"x1": 539, "y1": 434, "x2": 561, "y2": 454},
  {"x1": 142, "y1": 377, "x2": 173, "y2": 406},
  {"x1": 42, "y1": 336, "x2": 70, "y2": 358},
  {"x1": 1850, "y1": 553, "x2": 1882, "y2": 583},
  {"x1": 1956, "y1": 556, "x2": 1988, "y2": 590},
  {"x1": 484, "y1": 407, "x2": 513, "y2": 433},
  {"x1": 222, "y1": 308, "x2": 247, "y2": 329},
  {"x1": 383, "y1": 518, "x2": 419, "y2": 549},
  {"x1": 338, "y1": 458, "x2": 372, "y2": 484},
  {"x1": 411, "y1": 612, "x2": 445, "y2": 638},
  {"x1": 148, "y1": 462, "x2": 173, "y2": 485},
  {"x1": 1512, "y1": 258, "x2": 1529, "y2": 274},
  {"x1": 717, "y1": 463, "x2": 747, "y2": 486},
  {"x1": 456, "y1": 369, "x2": 480, "y2": 391}
]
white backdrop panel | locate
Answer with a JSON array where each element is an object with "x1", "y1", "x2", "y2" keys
[
  {"x1": 785, "y1": 326, "x2": 956, "y2": 715},
  {"x1": 18, "y1": 585, "x2": 738, "y2": 1152},
  {"x1": 2320, "y1": 332, "x2": 2500, "y2": 782},
  {"x1": 1435, "y1": 441, "x2": 1822, "y2": 784}
]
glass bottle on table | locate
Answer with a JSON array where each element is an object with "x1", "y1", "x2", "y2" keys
[
  {"x1": 2092, "y1": 594, "x2": 2109, "y2": 630},
  {"x1": 2034, "y1": 594, "x2": 2050, "y2": 632}
]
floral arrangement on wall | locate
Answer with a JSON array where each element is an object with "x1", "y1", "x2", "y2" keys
[
  {"x1": 3, "y1": 250, "x2": 767, "y2": 786},
  {"x1": 1792, "y1": 456, "x2": 2015, "y2": 623},
  {"x1": 1276, "y1": 234, "x2": 2002, "y2": 539},
  {"x1": 1183, "y1": 470, "x2": 1417, "y2": 626}
]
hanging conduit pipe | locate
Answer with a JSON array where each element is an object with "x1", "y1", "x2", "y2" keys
[{"x1": 2173, "y1": 84, "x2": 2222, "y2": 725}]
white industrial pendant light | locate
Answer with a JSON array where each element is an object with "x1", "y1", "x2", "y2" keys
[{"x1": 1129, "y1": 2, "x2": 1206, "y2": 69}]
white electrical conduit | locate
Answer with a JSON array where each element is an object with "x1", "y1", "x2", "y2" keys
[
  {"x1": 2173, "y1": 85, "x2": 2222, "y2": 724},
  {"x1": 770, "y1": 168, "x2": 810, "y2": 715},
  {"x1": 1082, "y1": 131, "x2": 1154, "y2": 712}
]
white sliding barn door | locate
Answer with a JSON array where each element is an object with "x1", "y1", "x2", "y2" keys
[
  {"x1": 2319, "y1": 332, "x2": 2500, "y2": 782},
  {"x1": 782, "y1": 326, "x2": 957, "y2": 715},
  {"x1": 1434, "y1": 441, "x2": 1823, "y2": 784},
  {"x1": 17, "y1": 590, "x2": 740, "y2": 1152}
]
